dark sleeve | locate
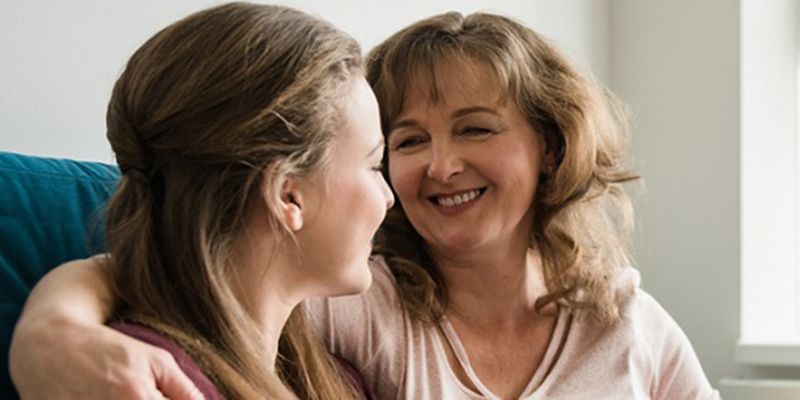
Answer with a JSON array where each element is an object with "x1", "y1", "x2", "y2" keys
[
  {"x1": 108, "y1": 322, "x2": 225, "y2": 400},
  {"x1": 332, "y1": 354, "x2": 376, "y2": 400}
]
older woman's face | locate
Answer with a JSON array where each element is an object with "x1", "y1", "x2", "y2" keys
[{"x1": 386, "y1": 61, "x2": 546, "y2": 257}]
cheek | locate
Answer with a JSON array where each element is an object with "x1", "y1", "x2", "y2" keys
[
  {"x1": 343, "y1": 174, "x2": 388, "y2": 225},
  {"x1": 497, "y1": 136, "x2": 543, "y2": 177},
  {"x1": 388, "y1": 155, "x2": 421, "y2": 204}
]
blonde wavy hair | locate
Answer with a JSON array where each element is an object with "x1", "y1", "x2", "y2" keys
[
  {"x1": 105, "y1": 3, "x2": 362, "y2": 398},
  {"x1": 367, "y1": 12, "x2": 639, "y2": 325}
]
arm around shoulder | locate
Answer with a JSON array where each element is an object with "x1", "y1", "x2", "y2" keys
[{"x1": 9, "y1": 257, "x2": 203, "y2": 400}]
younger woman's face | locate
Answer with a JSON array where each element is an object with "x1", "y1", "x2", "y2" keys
[
  {"x1": 297, "y1": 77, "x2": 394, "y2": 296},
  {"x1": 387, "y1": 60, "x2": 547, "y2": 258}
]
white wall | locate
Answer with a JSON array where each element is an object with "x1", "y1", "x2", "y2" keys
[{"x1": 0, "y1": 0, "x2": 607, "y2": 163}]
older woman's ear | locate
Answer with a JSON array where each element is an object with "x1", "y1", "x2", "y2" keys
[{"x1": 540, "y1": 133, "x2": 559, "y2": 175}]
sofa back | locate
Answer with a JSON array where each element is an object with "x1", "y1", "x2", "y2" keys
[{"x1": 0, "y1": 151, "x2": 118, "y2": 398}]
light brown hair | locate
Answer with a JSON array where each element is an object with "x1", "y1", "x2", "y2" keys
[
  {"x1": 367, "y1": 12, "x2": 639, "y2": 325},
  {"x1": 104, "y1": 3, "x2": 361, "y2": 398}
]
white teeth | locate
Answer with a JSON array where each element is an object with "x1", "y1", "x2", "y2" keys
[{"x1": 436, "y1": 189, "x2": 482, "y2": 207}]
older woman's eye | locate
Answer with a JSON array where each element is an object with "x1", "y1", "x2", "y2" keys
[
  {"x1": 460, "y1": 127, "x2": 493, "y2": 136},
  {"x1": 395, "y1": 136, "x2": 427, "y2": 149}
]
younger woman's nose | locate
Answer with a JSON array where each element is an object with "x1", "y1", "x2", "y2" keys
[{"x1": 381, "y1": 176, "x2": 395, "y2": 209}]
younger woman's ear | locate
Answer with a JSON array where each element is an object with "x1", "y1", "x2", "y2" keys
[
  {"x1": 260, "y1": 163, "x2": 305, "y2": 232},
  {"x1": 279, "y1": 178, "x2": 304, "y2": 232}
]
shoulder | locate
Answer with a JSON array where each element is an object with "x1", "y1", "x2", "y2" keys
[
  {"x1": 610, "y1": 275, "x2": 691, "y2": 360},
  {"x1": 365, "y1": 254, "x2": 400, "y2": 300},
  {"x1": 622, "y1": 289, "x2": 719, "y2": 398},
  {"x1": 603, "y1": 275, "x2": 719, "y2": 399},
  {"x1": 304, "y1": 255, "x2": 407, "y2": 395},
  {"x1": 304, "y1": 253, "x2": 405, "y2": 339},
  {"x1": 306, "y1": 255, "x2": 400, "y2": 316},
  {"x1": 56, "y1": 255, "x2": 108, "y2": 274},
  {"x1": 620, "y1": 287, "x2": 696, "y2": 361},
  {"x1": 620, "y1": 287, "x2": 672, "y2": 329},
  {"x1": 591, "y1": 266, "x2": 674, "y2": 332},
  {"x1": 617, "y1": 284, "x2": 688, "y2": 351},
  {"x1": 108, "y1": 322, "x2": 224, "y2": 400},
  {"x1": 568, "y1": 269, "x2": 688, "y2": 378}
]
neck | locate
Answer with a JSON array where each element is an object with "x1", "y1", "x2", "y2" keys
[
  {"x1": 431, "y1": 237, "x2": 552, "y2": 330},
  {"x1": 232, "y1": 230, "x2": 306, "y2": 371}
]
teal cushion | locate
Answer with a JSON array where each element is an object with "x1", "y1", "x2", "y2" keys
[{"x1": 0, "y1": 151, "x2": 118, "y2": 398}]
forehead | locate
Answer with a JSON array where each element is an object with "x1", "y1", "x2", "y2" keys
[
  {"x1": 399, "y1": 58, "x2": 508, "y2": 116},
  {"x1": 335, "y1": 78, "x2": 381, "y2": 149}
]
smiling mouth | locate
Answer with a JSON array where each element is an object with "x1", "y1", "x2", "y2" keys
[{"x1": 428, "y1": 187, "x2": 487, "y2": 207}]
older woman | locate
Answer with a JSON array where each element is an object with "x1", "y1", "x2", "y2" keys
[{"x1": 10, "y1": 10, "x2": 718, "y2": 400}]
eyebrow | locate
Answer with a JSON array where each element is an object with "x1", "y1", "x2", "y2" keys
[
  {"x1": 390, "y1": 106, "x2": 500, "y2": 132},
  {"x1": 451, "y1": 106, "x2": 500, "y2": 119}
]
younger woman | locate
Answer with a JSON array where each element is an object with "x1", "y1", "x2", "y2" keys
[{"x1": 12, "y1": 3, "x2": 392, "y2": 399}]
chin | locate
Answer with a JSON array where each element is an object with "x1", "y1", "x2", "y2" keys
[
  {"x1": 330, "y1": 262, "x2": 373, "y2": 297},
  {"x1": 350, "y1": 263, "x2": 374, "y2": 292},
  {"x1": 435, "y1": 234, "x2": 486, "y2": 253}
]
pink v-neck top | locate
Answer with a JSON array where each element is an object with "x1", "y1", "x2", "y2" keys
[{"x1": 306, "y1": 256, "x2": 720, "y2": 399}]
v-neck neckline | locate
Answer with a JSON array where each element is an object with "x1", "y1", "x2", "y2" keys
[{"x1": 435, "y1": 306, "x2": 570, "y2": 399}]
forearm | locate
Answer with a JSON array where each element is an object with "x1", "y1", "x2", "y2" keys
[
  {"x1": 9, "y1": 257, "x2": 115, "y2": 396},
  {"x1": 8, "y1": 256, "x2": 201, "y2": 399}
]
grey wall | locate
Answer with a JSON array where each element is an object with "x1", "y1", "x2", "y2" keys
[{"x1": 609, "y1": 0, "x2": 800, "y2": 384}]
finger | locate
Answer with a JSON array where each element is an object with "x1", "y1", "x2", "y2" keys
[
  {"x1": 150, "y1": 352, "x2": 204, "y2": 400},
  {"x1": 149, "y1": 388, "x2": 169, "y2": 400}
]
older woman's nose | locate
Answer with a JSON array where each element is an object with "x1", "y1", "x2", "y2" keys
[{"x1": 426, "y1": 143, "x2": 464, "y2": 183}]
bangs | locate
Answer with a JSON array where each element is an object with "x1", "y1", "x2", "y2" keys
[{"x1": 374, "y1": 44, "x2": 517, "y2": 132}]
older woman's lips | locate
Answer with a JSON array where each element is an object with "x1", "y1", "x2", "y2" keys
[{"x1": 427, "y1": 188, "x2": 486, "y2": 217}]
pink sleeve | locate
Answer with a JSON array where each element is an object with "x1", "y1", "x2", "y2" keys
[
  {"x1": 304, "y1": 256, "x2": 406, "y2": 394},
  {"x1": 637, "y1": 291, "x2": 721, "y2": 400}
]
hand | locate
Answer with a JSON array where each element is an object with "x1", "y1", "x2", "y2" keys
[{"x1": 10, "y1": 314, "x2": 204, "y2": 400}]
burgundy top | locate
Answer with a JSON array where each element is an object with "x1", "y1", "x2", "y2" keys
[
  {"x1": 109, "y1": 322, "x2": 374, "y2": 399},
  {"x1": 109, "y1": 322, "x2": 223, "y2": 399}
]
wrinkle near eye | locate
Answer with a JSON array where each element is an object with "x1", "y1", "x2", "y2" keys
[{"x1": 389, "y1": 128, "x2": 427, "y2": 150}]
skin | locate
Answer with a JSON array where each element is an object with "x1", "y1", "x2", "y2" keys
[{"x1": 387, "y1": 60, "x2": 557, "y2": 399}]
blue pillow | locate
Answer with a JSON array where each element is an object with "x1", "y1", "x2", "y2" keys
[{"x1": 0, "y1": 151, "x2": 119, "y2": 398}]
